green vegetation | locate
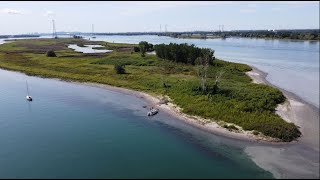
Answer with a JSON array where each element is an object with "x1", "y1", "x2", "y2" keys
[
  {"x1": 253, "y1": 130, "x2": 260, "y2": 135},
  {"x1": 133, "y1": 46, "x2": 140, "y2": 52},
  {"x1": 0, "y1": 34, "x2": 40, "y2": 39},
  {"x1": 138, "y1": 41, "x2": 154, "y2": 57},
  {"x1": 0, "y1": 38, "x2": 301, "y2": 142},
  {"x1": 223, "y1": 124, "x2": 239, "y2": 131},
  {"x1": 73, "y1": 35, "x2": 82, "y2": 39},
  {"x1": 114, "y1": 63, "x2": 126, "y2": 74},
  {"x1": 229, "y1": 30, "x2": 320, "y2": 41},
  {"x1": 154, "y1": 43, "x2": 214, "y2": 65},
  {"x1": 138, "y1": 41, "x2": 154, "y2": 52},
  {"x1": 139, "y1": 43, "x2": 146, "y2": 57},
  {"x1": 46, "y1": 50, "x2": 56, "y2": 57}
]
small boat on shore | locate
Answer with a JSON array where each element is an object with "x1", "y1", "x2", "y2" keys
[{"x1": 147, "y1": 108, "x2": 159, "y2": 116}]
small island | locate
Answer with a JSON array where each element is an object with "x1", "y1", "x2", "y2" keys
[{"x1": 0, "y1": 38, "x2": 301, "y2": 142}]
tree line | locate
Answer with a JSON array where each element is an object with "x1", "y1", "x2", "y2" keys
[
  {"x1": 227, "y1": 30, "x2": 320, "y2": 40},
  {"x1": 159, "y1": 29, "x2": 320, "y2": 41},
  {"x1": 153, "y1": 43, "x2": 221, "y2": 94},
  {"x1": 154, "y1": 43, "x2": 215, "y2": 65}
]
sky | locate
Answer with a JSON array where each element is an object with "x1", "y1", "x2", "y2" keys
[{"x1": 0, "y1": 1, "x2": 319, "y2": 35}]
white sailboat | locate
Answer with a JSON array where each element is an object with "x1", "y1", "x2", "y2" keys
[
  {"x1": 26, "y1": 80, "x2": 33, "y2": 101},
  {"x1": 91, "y1": 24, "x2": 96, "y2": 39}
]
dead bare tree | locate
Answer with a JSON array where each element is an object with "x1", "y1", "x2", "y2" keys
[
  {"x1": 213, "y1": 70, "x2": 224, "y2": 93},
  {"x1": 195, "y1": 53, "x2": 210, "y2": 93},
  {"x1": 215, "y1": 71, "x2": 224, "y2": 85}
]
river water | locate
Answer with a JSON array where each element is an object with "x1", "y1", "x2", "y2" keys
[{"x1": 0, "y1": 68, "x2": 274, "y2": 178}]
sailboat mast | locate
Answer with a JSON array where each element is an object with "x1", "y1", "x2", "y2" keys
[
  {"x1": 92, "y1": 24, "x2": 94, "y2": 36},
  {"x1": 26, "y1": 80, "x2": 29, "y2": 96}
]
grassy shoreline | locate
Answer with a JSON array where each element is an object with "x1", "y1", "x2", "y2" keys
[{"x1": 0, "y1": 38, "x2": 301, "y2": 141}]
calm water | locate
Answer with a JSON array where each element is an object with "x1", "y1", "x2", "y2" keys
[
  {"x1": 0, "y1": 69, "x2": 273, "y2": 178},
  {"x1": 87, "y1": 35, "x2": 320, "y2": 108},
  {"x1": 68, "y1": 44, "x2": 112, "y2": 53}
]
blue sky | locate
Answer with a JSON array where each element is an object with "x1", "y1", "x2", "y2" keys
[{"x1": 0, "y1": 1, "x2": 319, "y2": 35}]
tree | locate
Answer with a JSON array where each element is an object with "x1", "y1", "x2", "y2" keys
[
  {"x1": 154, "y1": 43, "x2": 214, "y2": 65},
  {"x1": 138, "y1": 41, "x2": 153, "y2": 53},
  {"x1": 194, "y1": 48, "x2": 215, "y2": 93},
  {"x1": 139, "y1": 44, "x2": 146, "y2": 57},
  {"x1": 213, "y1": 71, "x2": 224, "y2": 93},
  {"x1": 133, "y1": 46, "x2": 140, "y2": 52},
  {"x1": 195, "y1": 58, "x2": 208, "y2": 93},
  {"x1": 114, "y1": 63, "x2": 126, "y2": 74}
]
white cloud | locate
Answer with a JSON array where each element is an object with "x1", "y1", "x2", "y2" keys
[{"x1": 1, "y1": 8, "x2": 23, "y2": 15}]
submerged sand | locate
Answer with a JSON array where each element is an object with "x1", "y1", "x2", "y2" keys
[{"x1": 245, "y1": 66, "x2": 319, "y2": 179}]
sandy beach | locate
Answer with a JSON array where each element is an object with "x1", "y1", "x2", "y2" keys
[
  {"x1": 245, "y1": 66, "x2": 319, "y2": 179},
  {"x1": 246, "y1": 66, "x2": 319, "y2": 151},
  {"x1": 80, "y1": 81, "x2": 286, "y2": 144},
  {"x1": 73, "y1": 65, "x2": 317, "y2": 146}
]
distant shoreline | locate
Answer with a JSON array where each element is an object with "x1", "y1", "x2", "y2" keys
[{"x1": 164, "y1": 35, "x2": 320, "y2": 42}]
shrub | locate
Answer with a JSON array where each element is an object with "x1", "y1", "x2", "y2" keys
[
  {"x1": 139, "y1": 44, "x2": 146, "y2": 57},
  {"x1": 46, "y1": 50, "x2": 56, "y2": 57},
  {"x1": 133, "y1": 46, "x2": 140, "y2": 52},
  {"x1": 228, "y1": 125, "x2": 238, "y2": 130},
  {"x1": 114, "y1": 63, "x2": 126, "y2": 74},
  {"x1": 138, "y1": 41, "x2": 153, "y2": 52},
  {"x1": 253, "y1": 130, "x2": 259, "y2": 135},
  {"x1": 222, "y1": 124, "x2": 238, "y2": 131}
]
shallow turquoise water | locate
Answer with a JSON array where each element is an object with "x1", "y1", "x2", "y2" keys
[{"x1": 0, "y1": 69, "x2": 273, "y2": 178}]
